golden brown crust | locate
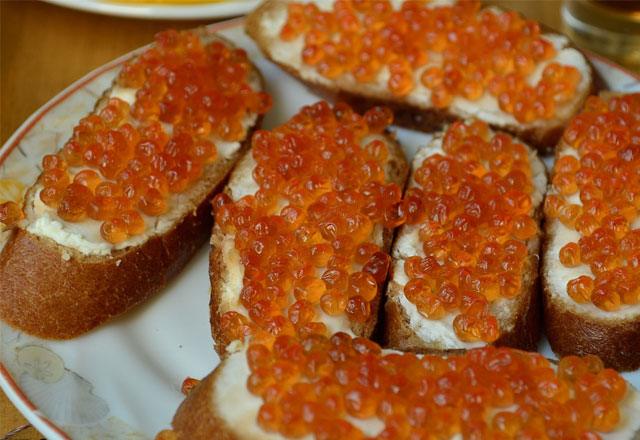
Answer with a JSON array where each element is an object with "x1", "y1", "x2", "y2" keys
[
  {"x1": 245, "y1": 0, "x2": 597, "y2": 154},
  {"x1": 542, "y1": 277, "x2": 640, "y2": 371},
  {"x1": 209, "y1": 132, "x2": 409, "y2": 355},
  {"x1": 0, "y1": 34, "x2": 264, "y2": 339},
  {"x1": 172, "y1": 368, "x2": 237, "y2": 440}
]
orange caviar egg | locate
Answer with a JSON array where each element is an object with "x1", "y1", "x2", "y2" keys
[
  {"x1": 282, "y1": 0, "x2": 580, "y2": 123},
  {"x1": 591, "y1": 288, "x2": 621, "y2": 312},
  {"x1": 0, "y1": 201, "x2": 24, "y2": 227},
  {"x1": 246, "y1": 336, "x2": 624, "y2": 438},
  {"x1": 559, "y1": 242, "x2": 581, "y2": 267},
  {"x1": 40, "y1": 186, "x2": 63, "y2": 208},
  {"x1": 119, "y1": 210, "x2": 145, "y2": 235},
  {"x1": 73, "y1": 169, "x2": 101, "y2": 191},
  {"x1": 101, "y1": 218, "x2": 128, "y2": 243},
  {"x1": 566, "y1": 276, "x2": 594, "y2": 303},
  {"x1": 401, "y1": 120, "x2": 536, "y2": 343},
  {"x1": 180, "y1": 377, "x2": 200, "y2": 396},
  {"x1": 57, "y1": 183, "x2": 93, "y2": 222},
  {"x1": 34, "y1": 29, "x2": 270, "y2": 245},
  {"x1": 552, "y1": 94, "x2": 640, "y2": 310}
]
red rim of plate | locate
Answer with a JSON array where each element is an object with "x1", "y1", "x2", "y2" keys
[{"x1": 0, "y1": 16, "x2": 639, "y2": 440}]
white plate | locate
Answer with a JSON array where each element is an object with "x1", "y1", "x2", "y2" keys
[
  {"x1": 43, "y1": 0, "x2": 259, "y2": 20},
  {"x1": 1, "y1": 18, "x2": 640, "y2": 440}
]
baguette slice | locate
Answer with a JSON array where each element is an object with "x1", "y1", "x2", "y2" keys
[
  {"x1": 169, "y1": 346, "x2": 640, "y2": 439},
  {"x1": 385, "y1": 122, "x2": 547, "y2": 352},
  {"x1": 246, "y1": 0, "x2": 594, "y2": 153},
  {"x1": 543, "y1": 93, "x2": 640, "y2": 371},
  {"x1": 0, "y1": 31, "x2": 266, "y2": 339},
  {"x1": 209, "y1": 103, "x2": 409, "y2": 355}
]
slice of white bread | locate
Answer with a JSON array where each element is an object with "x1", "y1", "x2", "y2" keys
[
  {"x1": 0, "y1": 31, "x2": 265, "y2": 339},
  {"x1": 209, "y1": 107, "x2": 409, "y2": 354},
  {"x1": 246, "y1": 0, "x2": 594, "y2": 152},
  {"x1": 385, "y1": 123, "x2": 547, "y2": 352},
  {"x1": 543, "y1": 94, "x2": 640, "y2": 372},
  {"x1": 169, "y1": 347, "x2": 640, "y2": 439}
]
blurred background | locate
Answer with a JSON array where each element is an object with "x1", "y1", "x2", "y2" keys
[{"x1": 1, "y1": 0, "x2": 639, "y2": 438}]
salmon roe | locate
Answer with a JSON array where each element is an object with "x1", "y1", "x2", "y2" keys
[
  {"x1": 38, "y1": 30, "x2": 271, "y2": 244},
  {"x1": 402, "y1": 120, "x2": 537, "y2": 343},
  {"x1": 0, "y1": 201, "x2": 24, "y2": 228},
  {"x1": 280, "y1": 0, "x2": 581, "y2": 123},
  {"x1": 247, "y1": 334, "x2": 625, "y2": 439},
  {"x1": 545, "y1": 94, "x2": 640, "y2": 311},
  {"x1": 216, "y1": 102, "x2": 401, "y2": 346}
]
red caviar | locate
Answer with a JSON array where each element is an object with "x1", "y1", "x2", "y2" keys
[
  {"x1": 180, "y1": 377, "x2": 201, "y2": 395},
  {"x1": 217, "y1": 102, "x2": 400, "y2": 345},
  {"x1": 545, "y1": 94, "x2": 640, "y2": 311},
  {"x1": 280, "y1": 0, "x2": 581, "y2": 123},
  {"x1": 402, "y1": 120, "x2": 538, "y2": 343},
  {"x1": 38, "y1": 30, "x2": 270, "y2": 244},
  {"x1": 0, "y1": 201, "x2": 24, "y2": 227},
  {"x1": 247, "y1": 335, "x2": 625, "y2": 438}
]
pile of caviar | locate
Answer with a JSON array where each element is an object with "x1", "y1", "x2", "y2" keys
[
  {"x1": 247, "y1": 334, "x2": 626, "y2": 438},
  {"x1": 280, "y1": 0, "x2": 581, "y2": 123},
  {"x1": 402, "y1": 120, "x2": 537, "y2": 343},
  {"x1": 215, "y1": 102, "x2": 403, "y2": 345},
  {"x1": 545, "y1": 94, "x2": 640, "y2": 311},
  {"x1": 38, "y1": 30, "x2": 270, "y2": 244}
]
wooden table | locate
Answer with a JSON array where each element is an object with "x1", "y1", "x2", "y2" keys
[{"x1": 0, "y1": 1, "x2": 560, "y2": 438}]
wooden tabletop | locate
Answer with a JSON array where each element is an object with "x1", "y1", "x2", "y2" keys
[{"x1": 0, "y1": 1, "x2": 560, "y2": 439}]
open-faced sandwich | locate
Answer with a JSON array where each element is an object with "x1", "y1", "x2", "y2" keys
[
  {"x1": 385, "y1": 119, "x2": 546, "y2": 353},
  {"x1": 246, "y1": 0, "x2": 594, "y2": 152},
  {"x1": 208, "y1": 100, "x2": 409, "y2": 354},
  {"x1": 0, "y1": 29, "x2": 271, "y2": 339},
  {"x1": 543, "y1": 92, "x2": 640, "y2": 371},
  {"x1": 168, "y1": 334, "x2": 640, "y2": 439}
]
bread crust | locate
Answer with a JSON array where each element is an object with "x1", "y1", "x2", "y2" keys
[
  {"x1": 172, "y1": 368, "x2": 237, "y2": 440},
  {"x1": 245, "y1": 0, "x2": 597, "y2": 154},
  {"x1": 542, "y1": 277, "x2": 640, "y2": 371},
  {"x1": 0, "y1": 34, "x2": 264, "y2": 339},
  {"x1": 209, "y1": 132, "x2": 409, "y2": 355}
]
